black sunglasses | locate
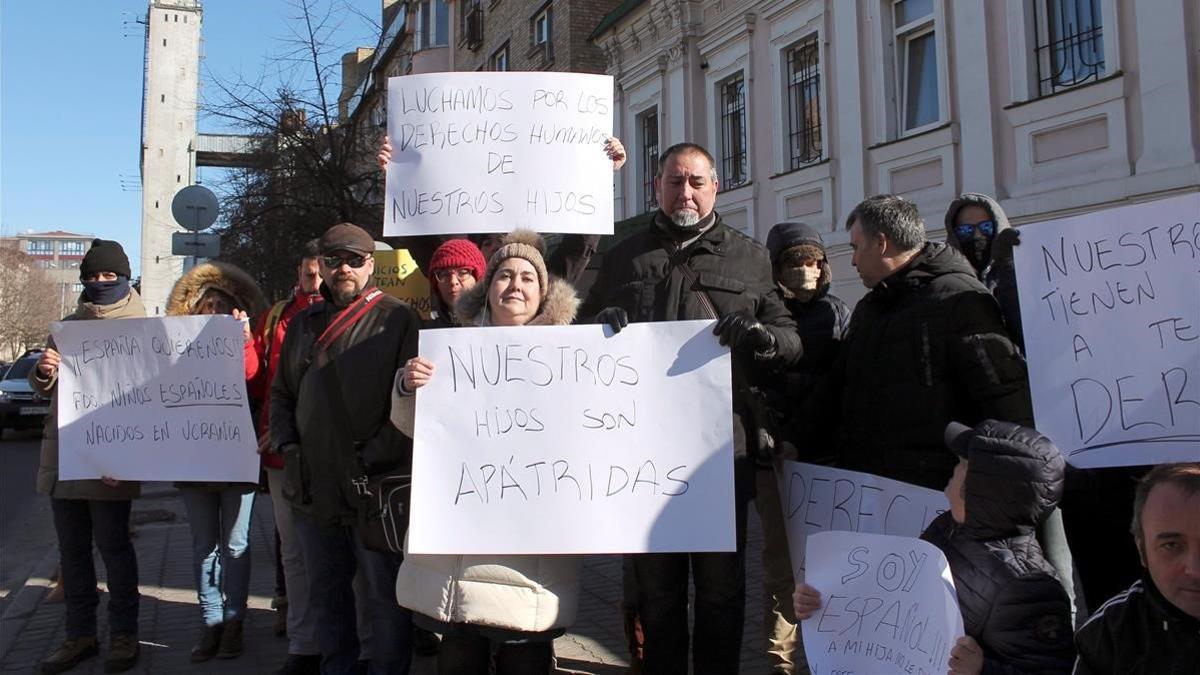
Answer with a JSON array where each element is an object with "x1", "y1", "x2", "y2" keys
[
  {"x1": 954, "y1": 220, "x2": 996, "y2": 239},
  {"x1": 322, "y1": 254, "x2": 368, "y2": 269}
]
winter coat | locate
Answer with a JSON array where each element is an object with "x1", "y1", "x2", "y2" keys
[
  {"x1": 579, "y1": 212, "x2": 802, "y2": 497},
  {"x1": 33, "y1": 289, "x2": 147, "y2": 500},
  {"x1": 944, "y1": 193, "x2": 1023, "y2": 350},
  {"x1": 251, "y1": 288, "x2": 323, "y2": 470},
  {"x1": 1073, "y1": 574, "x2": 1200, "y2": 675},
  {"x1": 817, "y1": 241, "x2": 1033, "y2": 489},
  {"x1": 921, "y1": 420, "x2": 1075, "y2": 674},
  {"x1": 166, "y1": 262, "x2": 268, "y2": 490},
  {"x1": 393, "y1": 273, "x2": 582, "y2": 637},
  {"x1": 270, "y1": 283, "x2": 421, "y2": 527}
]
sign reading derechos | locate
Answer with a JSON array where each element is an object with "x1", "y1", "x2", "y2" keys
[
  {"x1": 802, "y1": 531, "x2": 964, "y2": 675},
  {"x1": 52, "y1": 315, "x2": 258, "y2": 482},
  {"x1": 408, "y1": 320, "x2": 734, "y2": 555},
  {"x1": 1014, "y1": 193, "x2": 1200, "y2": 468},
  {"x1": 782, "y1": 461, "x2": 948, "y2": 578},
  {"x1": 384, "y1": 71, "x2": 615, "y2": 236}
]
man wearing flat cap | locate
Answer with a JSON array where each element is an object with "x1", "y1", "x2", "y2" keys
[{"x1": 271, "y1": 223, "x2": 421, "y2": 674}]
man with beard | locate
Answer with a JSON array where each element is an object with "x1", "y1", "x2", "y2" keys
[
  {"x1": 271, "y1": 223, "x2": 421, "y2": 674},
  {"x1": 582, "y1": 142, "x2": 802, "y2": 675}
]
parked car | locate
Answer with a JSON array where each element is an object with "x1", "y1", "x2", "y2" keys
[{"x1": 0, "y1": 350, "x2": 49, "y2": 436}]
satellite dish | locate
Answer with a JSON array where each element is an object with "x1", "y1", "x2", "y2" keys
[{"x1": 171, "y1": 185, "x2": 219, "y2": 232}]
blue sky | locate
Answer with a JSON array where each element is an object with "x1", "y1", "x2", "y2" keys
[{"x1": 1, "y1": 1, "x2": 377, "y2": 277}]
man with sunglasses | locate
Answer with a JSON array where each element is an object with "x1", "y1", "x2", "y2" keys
[
  {"x1": 944, "y1": 193, "x2": 1024, "y2": 350},
  {"x1": 271, "y1": 222, "x2": 421, "y2": 674}
]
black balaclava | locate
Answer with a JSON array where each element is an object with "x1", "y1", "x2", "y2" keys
[{"x1": 83, "y1": 277, "x2": 131, "y2": 306}]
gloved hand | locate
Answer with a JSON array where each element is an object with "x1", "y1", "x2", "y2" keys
[
  {"x1": 596, "y1": 306, "x2": 629, "y2": 334},
  {"x1": 992, "y1": 228, "x2": 1021, "y2": 267},
  {"x1": 713, "y1": 311, "x2": 776, "y2": 353}
]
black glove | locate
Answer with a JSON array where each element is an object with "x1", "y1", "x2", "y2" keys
[
  {"x1": 713, "y1": 311, "x2": 776, "y2": 353},
  {"x1": 992, "y1": 228, "x2": 1021, "y2": 267},
  {"x1": 595, "y1": 306, "x2": 629, "y2": 334}
]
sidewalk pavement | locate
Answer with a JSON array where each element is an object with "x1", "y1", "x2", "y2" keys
[{"x1": 1, "y1": 485, "x2": 772, "y2": 674}]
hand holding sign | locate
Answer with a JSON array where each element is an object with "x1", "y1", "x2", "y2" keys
[{"x1": 801, "y1": 531, "x2": 964, "y2": 675}]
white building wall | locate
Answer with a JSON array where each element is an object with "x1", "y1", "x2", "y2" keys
[
  {"x1": 140, "y1": 0, "x2": 202, "y2": 316},
  {"x1": 596, "y1": 0, "x2": 1200, "y2": 306}
]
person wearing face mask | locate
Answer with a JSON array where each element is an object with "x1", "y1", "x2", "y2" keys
[
  {"x1": 32, "y1": 239, "x2": 146, "y2": 674},
  {"x1": 165, "y1": 261, "x2": 268, "y2": 663},
  {"x1": 751, "y1": 222, "x2": 851, "y2": 674},
  {"x1": 943, "y1": 194, "x2": 1023, "y2": 351}
]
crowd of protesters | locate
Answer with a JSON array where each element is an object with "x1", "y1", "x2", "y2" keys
[{"x1": 27, "y1": 136, "x2": 1198, "y2": 675}]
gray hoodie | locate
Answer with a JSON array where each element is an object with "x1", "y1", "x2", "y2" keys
[{"x1": 943, "y1": 193, "x2": 1024, "y2": 350}]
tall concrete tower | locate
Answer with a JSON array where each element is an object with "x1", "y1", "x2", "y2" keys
[{"x1": 139, "y1": 0, "x2": 202, "y2": 316}]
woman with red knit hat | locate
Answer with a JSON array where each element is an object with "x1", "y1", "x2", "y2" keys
[{"x1": 425, "y1": 238, "x2": 487, "y2": 329}]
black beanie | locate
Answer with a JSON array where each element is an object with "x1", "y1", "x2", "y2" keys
[
  {"x1": 766, "y1": 222, "x2": 825, "y2": 264},
  {"x1": 79, "y1": 239, "x2": 131, "y2": 280}
]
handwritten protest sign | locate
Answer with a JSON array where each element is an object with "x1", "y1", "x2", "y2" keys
[
  {"x1": 408, "y1": 320, "x2": 733, "y2": 554},
  {"x1": 372, "y1": 249, "x2": 432, "y2": 320},
  {"x1": 782, "y1": 461, "x2": 948, "y2": 577},
  {"x1": 51, "y1": 316, "x2": 259, "y2": 482},
  {"x1": 802, "y1": 531, "x2": 963, "y2": 675},
  {"x1": 384, "y1": 71, "x2": 615, "y2": 236},
  {"x1": 1014, "y1": 193, "x2": 1200, "y2": 468}
]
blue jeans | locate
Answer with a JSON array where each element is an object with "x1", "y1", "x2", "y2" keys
[
  {"x1": 180, "y1": 485, "x2": 256, "y2": 626},
  {"x1": 293, "y1": 512, "x2": 412, "y2": 675},
  {"x1": 52, "y1": 498, "x2": 139, "y2": 639}
]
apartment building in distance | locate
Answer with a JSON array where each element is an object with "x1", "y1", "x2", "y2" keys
[
  {"x1": 0, "y1": 231, "x2": 95, "y2": 317},
  {"x1": 591, "y1": 0, "x2": 1200, "y2": 302}
]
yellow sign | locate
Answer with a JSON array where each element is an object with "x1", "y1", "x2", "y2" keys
[{"x1": 372, "y1": 249, "x2": 432, "y2": 320}]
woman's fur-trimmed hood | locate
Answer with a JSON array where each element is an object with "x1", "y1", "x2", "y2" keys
[
  {"x1": 455, "y1": 275, "x2": 579, "y2": 327},
  {"x1": 166, "y1": 261, "x2": 268, "y2": 317}
]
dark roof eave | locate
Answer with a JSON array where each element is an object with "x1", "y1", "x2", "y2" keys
[{"x1": 588, "y1": 0, "x2": 648, "y2": 43}]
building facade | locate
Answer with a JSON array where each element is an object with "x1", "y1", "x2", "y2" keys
[
  {"x1": 0, "y1": 231, "x2": 94, "y2": 318},
  {"x1": 140, "y1": 0, "x2": 203, "y2": 316},
  {"x1": 592, "y1": 0, "x2": 1200, "y2": 302}
]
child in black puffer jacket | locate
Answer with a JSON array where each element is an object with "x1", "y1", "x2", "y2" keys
[{"x1": 794, "y1": 419, "x2": 1076, "y2": 674}]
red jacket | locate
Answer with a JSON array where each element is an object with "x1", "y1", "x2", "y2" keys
[{"x1": 250, "y1": 288, "x2": 323, "y2": 469}]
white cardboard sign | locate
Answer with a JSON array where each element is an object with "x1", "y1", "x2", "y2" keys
[
  {"x1": 51, "y1": 315, "x2": 259, "y2": 482},
  {"x1": 802, "y1": 531, "x2": 964, "y2": 675},
  {"x1": 384, "y1": 71, "x2": 615, "y2": 236},
  {"x1": 1014, "y1": 193, "x2": 1200, "y2": 468},
  {"x1": 781, "y1": 461, "x2": 948, "y2": 577},
  {"x1": 408, "y1": 320, "x2": 734, "y2": 554}
]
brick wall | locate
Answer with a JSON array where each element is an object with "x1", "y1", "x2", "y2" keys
[{"x1": 454, "y1": 0, "x2": 621, "y2": 74}]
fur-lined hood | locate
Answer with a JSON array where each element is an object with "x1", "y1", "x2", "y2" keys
[
  {"x1": 166, "y1": 261, "x2": 268, "y2": 318},
  {"x1": 454, "y1": 276, "x2": 579, "y2": 327}
]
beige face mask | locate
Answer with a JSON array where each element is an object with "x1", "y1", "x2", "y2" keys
[{"x1": 781, "y1": 264, "x2": 821, "y2": 292}]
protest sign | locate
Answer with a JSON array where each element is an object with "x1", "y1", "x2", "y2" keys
[
  {"x1": 408, "y1": 320, "x2": 734, "y2": 554},
  {"x1": 51, "y1": 315, "x2": 259, "y2": 482},
  {"x1": 372, "y1": 249, "x2": 432, "y2": 320},
  {"x1": 384, "y1": 71, "x2": 615, "y2": 236},
  {"x1": 782, "y1": 461, "x2": 948, "y2": 577},
  {"x1": 802, "y1": 531, "x2": 963, "y2": 675},
  {"x1": 1014, "y1": 193, "x2": 1200, "y2": 468}
]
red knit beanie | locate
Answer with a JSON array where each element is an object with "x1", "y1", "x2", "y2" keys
[{"x1": 428, "y1": 238, "x2": 486, "y2": 282}]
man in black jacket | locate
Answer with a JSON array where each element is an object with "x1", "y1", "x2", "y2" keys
[
  {"x1": 584, "y1": 142, "x2": 802, "y2": 675},
  {"x1": 814, "y1": 194, "x2": 1033, "y2": 490},
  {"x1": 1073, "y1": 463, "x2": 1200, "y2": 674},
  {"x1": 271, "y1": 223, "x2": 421, "y2": 675}
]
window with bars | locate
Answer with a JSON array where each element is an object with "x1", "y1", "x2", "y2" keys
[
  {"x1": 718, "y1": 74, "x2": 748, "y2": 189},
  {"x1": 893, "y1": 0, "x2": 940, "y2": 132},
  {"x1": 1035, "y1": 0, "x2": 1105, "y2": 96},
  {"x1": 785, "y1": 35, "x2": 822, "y2": 169},
  {"x1": 639, "y1": 107, "x2": 659, "y2": 212}
]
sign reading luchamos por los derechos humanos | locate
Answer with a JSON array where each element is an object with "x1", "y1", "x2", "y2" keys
[{"x1": 51, "y1": 315, "x2": 259, "y2": 482}]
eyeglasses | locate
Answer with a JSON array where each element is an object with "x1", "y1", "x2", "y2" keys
[
  {"x1": 322, "y1": 254, "x2": 368, "y2": 269},
  {"x1": 954, "y1": 220, "x2": 996, "y2": 239},
  {"x1": 434, "y1": 268, "x2": 476, "y2": 283}
]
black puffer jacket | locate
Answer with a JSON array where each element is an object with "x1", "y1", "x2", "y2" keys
[
  {"x1": 270, "y1": 283, "x2": 421, "y2": 527},
  {"x1": 1073, "y1": 574, "x2": 1200, "y2": 674},
  {"x1": 922, "y1": 420, "x2": 1074, "y2": 674},
  {"x1": 822, "y1": 242, "x2": 1032, "y2": 488},
  {"x1": 581, "y1": 213, "x2": 802, "y2": 497}
]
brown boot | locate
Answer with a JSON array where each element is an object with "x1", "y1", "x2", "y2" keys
[
  {"x1": 104, "y1": 633, "x2": 140, "y2": 673},
  {"x1": 40, "y1": 637, "x2": 99, "y2": 674},
  {"x1": 191, "y1": 624, "x2": 224, "y2": 662},
  {"x1": 217, "y1": 618, "x2": 244, "y2": 659}
]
